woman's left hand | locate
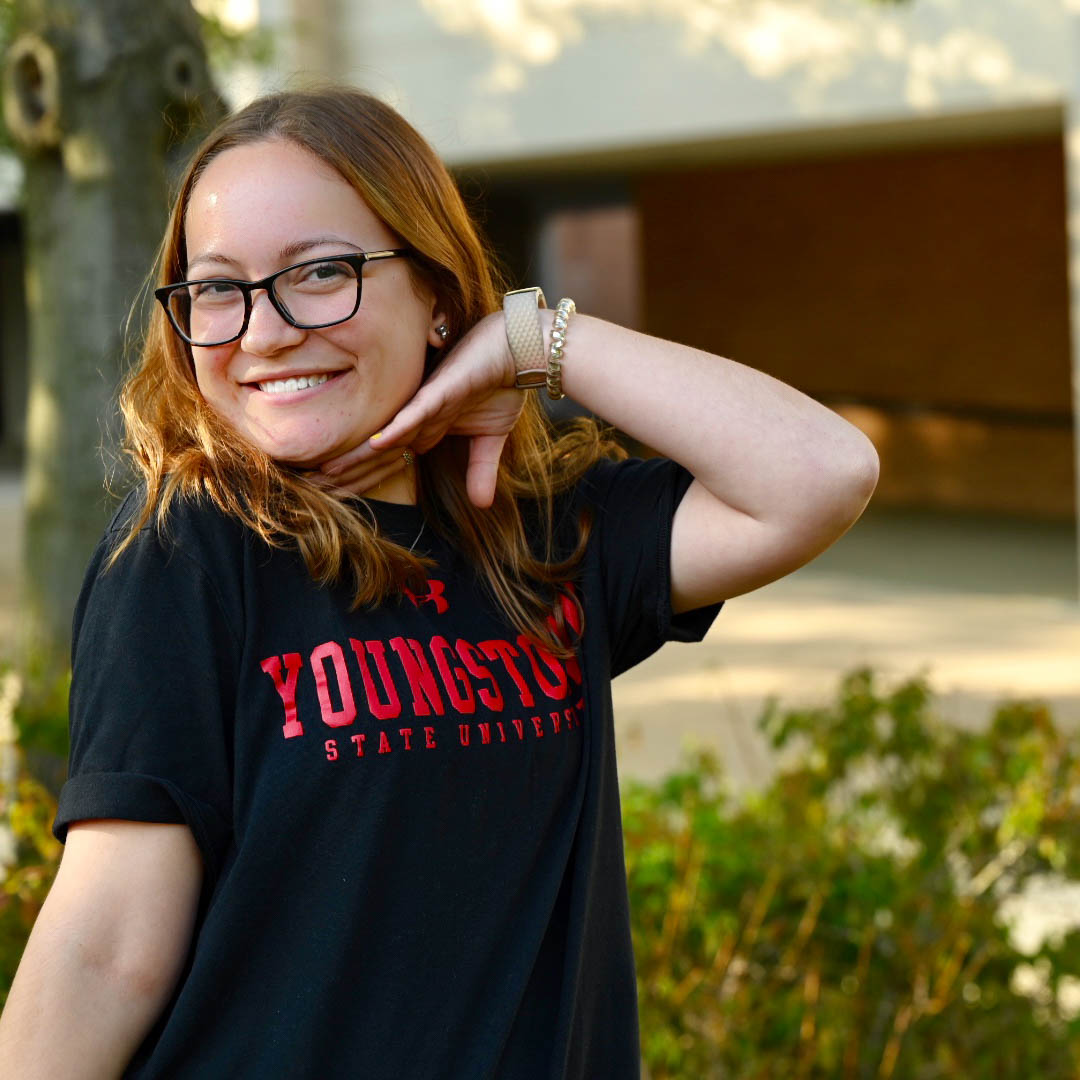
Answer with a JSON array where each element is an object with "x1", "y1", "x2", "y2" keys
[{"x1": 318, "y1": 311, "x2": 525, "y2": 508}]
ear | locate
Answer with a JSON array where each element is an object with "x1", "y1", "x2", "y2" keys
[{"x1": 426, "y1": 298, "x2": 451, "y2": 348}]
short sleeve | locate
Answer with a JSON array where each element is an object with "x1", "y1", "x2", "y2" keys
[
  {"x1": 584, "y1": 456, "x2": 724, "y2": 677},
  {"x1": 52, "y1": 509, "x2": 240, "y2": 894}
]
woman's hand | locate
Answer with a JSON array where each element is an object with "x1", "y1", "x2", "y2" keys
[{"x1": 318, "y1": 310, "x2": 524, "y2": 508}]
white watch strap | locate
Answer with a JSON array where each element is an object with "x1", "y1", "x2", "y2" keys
[{"x1": 504, "y1": 287, "x2": 548, "y2": 389}]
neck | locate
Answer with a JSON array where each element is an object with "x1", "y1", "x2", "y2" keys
[{"x1": 366, "y1": 466, "x2": 417, "y2": 505}]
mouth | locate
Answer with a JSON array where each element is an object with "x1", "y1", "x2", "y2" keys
[{"x1": 248, "y1": 370, "x2": 347, "y2": 395}]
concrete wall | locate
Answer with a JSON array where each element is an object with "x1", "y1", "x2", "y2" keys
[
  {"x1": 637, "y1": 128, "x2": 1074, "y2": 518},
  {"x1": 256, "y1": 0, "x2": 1080, "y2": 520},
  {"x1": 270, "y1": 0, "x2": 1069, "y2": 166}
]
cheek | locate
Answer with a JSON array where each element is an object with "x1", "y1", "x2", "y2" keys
[{"x1": 191, "y1": 349, "x2": 233, "y2": 402}]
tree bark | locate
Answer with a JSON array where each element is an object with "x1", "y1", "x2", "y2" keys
[{"x1": 2, "y1": 0, "x2": 224, "y2": 675}]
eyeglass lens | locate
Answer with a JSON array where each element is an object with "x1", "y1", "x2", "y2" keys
[{"x1": 167, "y1": 258, "x2": 361, "y2": 345}]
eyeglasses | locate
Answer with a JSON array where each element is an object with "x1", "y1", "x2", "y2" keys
[{"x1": 154, "y1": 250, "x2": 412, "y2": 347}]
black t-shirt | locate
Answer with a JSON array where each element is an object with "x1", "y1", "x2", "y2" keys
[{"x1": 52, "y1": 456, "x2": 723, "y2": 1079}]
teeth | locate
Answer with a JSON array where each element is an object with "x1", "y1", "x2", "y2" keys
[{"x1": 258, "y1": 373, "x2": 332, "y2": 394}]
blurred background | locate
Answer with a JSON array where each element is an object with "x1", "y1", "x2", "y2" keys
[
  {"x1": 4, "y1": 0, "x2": 1077, "y2": 783},
  {"x1": 3, "y1": 1, "x2": 1080, "y2": 1074}
]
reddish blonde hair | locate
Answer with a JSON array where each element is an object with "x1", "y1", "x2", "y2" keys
[{"x1": 116, "y1": 86, "x2": 624, "y2": 654}]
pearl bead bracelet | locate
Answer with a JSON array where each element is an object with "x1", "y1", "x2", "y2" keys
[{"x1": 546, "y1": 298, "x2": 575, "y2": 401}]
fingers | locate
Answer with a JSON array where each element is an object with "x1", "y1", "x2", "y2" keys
[
  {"x1": 321, "y1": 440, "x2": 380, "y2": 476},
  {"x1": 370, "y1": 387, "x2": 447, "y2": 453},
  {"x1": 371, "y1": 357, "x2": 497, "y2": 452},
  {"x1": 321, "y1": 433, "x2": 506, "y2": 508},
  {"x1": 465, "y1": 433, "x2": 508, "y2": 509},
  {"x1": 318, "y1": 446, "x2": 412, "y2": 495}
]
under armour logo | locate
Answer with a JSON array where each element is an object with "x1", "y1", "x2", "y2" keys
[{"x1": 404, "y1": 579, "x2": 449, "y2": 614}]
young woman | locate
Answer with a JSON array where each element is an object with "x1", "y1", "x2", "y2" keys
[{"x1": 0, "y1": 87, "x2": 879, "y2": 1078}]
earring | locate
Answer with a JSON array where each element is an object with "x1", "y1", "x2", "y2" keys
[{"x1": 436, "y1": 324, "x2": 449, "y2": 342}]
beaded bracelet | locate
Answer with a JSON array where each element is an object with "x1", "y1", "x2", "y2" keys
[{"x1": 546, "y1": 297, "x2": 575, "y2": 400}]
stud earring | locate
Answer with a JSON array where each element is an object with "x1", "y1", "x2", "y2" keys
[{"x1": 436, "y1": 324, "x2": 449, "y2": 342}]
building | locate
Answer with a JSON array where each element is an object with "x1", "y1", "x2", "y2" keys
[{"x1": 252, "y1": 0, "x2": 1080, "y2": 531}]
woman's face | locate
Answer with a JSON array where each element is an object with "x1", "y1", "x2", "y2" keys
[{"x1": 182, "y1": 138, "x2": 445, "y2": 467}]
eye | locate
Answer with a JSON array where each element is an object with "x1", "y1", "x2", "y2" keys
[
  {"x1": 190, "y1": 281, "x2": 241, "y2": 303},
  {"x1": 287, "y1": 259, "x2": 358, "y2": 292},
  {"x1": 310, "y1": 262, "x2": 344, "y2": 281}
]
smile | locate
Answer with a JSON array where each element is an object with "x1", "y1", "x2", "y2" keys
[{"x1": 257, "y1": 372, "x2": 336, "y2": 394}]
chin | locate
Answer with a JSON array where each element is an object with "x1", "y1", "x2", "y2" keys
[
  {"x1": 248, "y1": 428, "x2": 358, "y2": 469},
  {"x1": 268, "y1": 446, "x2": 340, "y2": 469}
]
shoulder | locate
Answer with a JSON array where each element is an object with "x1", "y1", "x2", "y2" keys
[
  {"x1": 518, "y1": 454, "x2": 688, "y2": 547},
  {"x1": 103, "y1": 484, "x2": 252, "y2": 575},
  {"x1": 577, "y1": 454, "x2": 693, "y2": 514},
  {"x1": 75, "y1": 486, "x2": 249, "y2": 655},
  {"x1": 84, "y1": 486, "x2": 252, "y2": 630}
]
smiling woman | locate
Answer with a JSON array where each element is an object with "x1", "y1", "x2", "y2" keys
[
  {"x1": 0, "y1": 86, "x2": 877, "y2": 1079},
  {"x1": 157, "y1": 139, "x2": 443, "y2": 473}
]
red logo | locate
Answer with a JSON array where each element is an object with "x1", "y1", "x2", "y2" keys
[{"x1": 404, "y1": 578, "x2": 449, "y2": 614}]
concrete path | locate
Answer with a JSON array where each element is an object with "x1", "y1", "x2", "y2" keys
[
  {"x1": 2, "y1": 474, "x2": 1077, "y2": 793},
  {"x1": 613, "y1": 502, "x2": 1080, "y2": 789}
]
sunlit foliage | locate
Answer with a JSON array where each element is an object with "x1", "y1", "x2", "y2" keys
[{"x1": 626, "y1": 668, "x2": 1080, "y2": 1078}]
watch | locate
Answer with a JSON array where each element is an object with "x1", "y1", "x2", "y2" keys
[{"x1": 503, "y1": 287, "x2": 548, "y2": 389}]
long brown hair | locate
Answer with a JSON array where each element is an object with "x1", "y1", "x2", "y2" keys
[{"x1": 116, "y1": 86, "x2": 623, "y2": 656}]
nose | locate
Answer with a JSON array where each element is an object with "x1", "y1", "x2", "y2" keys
[{"x1": 240, "y1": 289, "x2": 306, "y2": 356}]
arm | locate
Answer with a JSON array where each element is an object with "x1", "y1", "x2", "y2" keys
[
  {"x1": 0, "y1": 820, "x2": 203, "y2": 1079},
  {"x1": 544, "y1": 313, "x2": 879, "y2": 612},
  {"x1": 321, "y1": 308, "x2": 880, "y2": 611}
]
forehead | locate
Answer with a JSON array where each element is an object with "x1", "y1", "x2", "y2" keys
[{"x1": 184, "y1": 139, "x2": 390, "y2": 263}]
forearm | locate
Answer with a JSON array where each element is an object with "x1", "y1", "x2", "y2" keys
[
  {"x1": 548, "y1": 310, "x2": 879, "y2": 523},
  {"x1": 0, "y1": 907, "x2": 168, "y2": 1078}
]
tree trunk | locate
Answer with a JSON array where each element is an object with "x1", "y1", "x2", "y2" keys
[{"x1": 2, "y1": 0, "x2": 224, "y2": 677}]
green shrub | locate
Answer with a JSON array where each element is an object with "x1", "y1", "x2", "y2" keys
[
  {"x1": 0, "y1": 770, "x2": 60, "y2": 1009},
  {"x1": 624, "y1": 667, "x2": 1080, "y2": 1078},
  {"x1": 12, "y1": 655, "x2": 71, "y2": 767},
  {"x1": 0, "y1": 661, "x2": 65, "y2": 1007}
]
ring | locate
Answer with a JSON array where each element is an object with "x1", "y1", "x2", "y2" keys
[{"x1": 402, "y1": 449, "x2": 416, "y2": 466}]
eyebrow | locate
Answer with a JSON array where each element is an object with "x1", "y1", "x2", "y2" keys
[{"x1": 186, "y1": 236, "x2": 365, "y2": 273}]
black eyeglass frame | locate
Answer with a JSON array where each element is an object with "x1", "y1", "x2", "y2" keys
[{"x1": 153, "y1": 249, "x2": 412, "y2": 347}]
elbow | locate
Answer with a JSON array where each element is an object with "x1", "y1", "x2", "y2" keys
[
  {"x1": 66, "y1": 936, "x2": 174, "y2": 1012},
  {"x1": 111, "y1": 952, "x2": 182, "y2": 1006},
  {"x1": 854, "y1": 434, "x2": 880, "y2": 502},
  {"x1": 833, "y1": 434, "x2": 880, "y2": 525}
]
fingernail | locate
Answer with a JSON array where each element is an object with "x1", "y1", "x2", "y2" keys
[{"x1": 371, "y1": 432, "x2": 384, "y2": 442}]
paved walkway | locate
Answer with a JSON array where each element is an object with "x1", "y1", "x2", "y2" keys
[
  {"x1": 614, "y1": 502, "x2": 1080, "y2": 788},
  {"x1": 2, "y1": 473, "x2": 1078, "y2": 792}
]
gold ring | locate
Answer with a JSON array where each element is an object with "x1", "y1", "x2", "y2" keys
[{"x1": 402, "y1": 449, "x2": 416, "y2": 466}]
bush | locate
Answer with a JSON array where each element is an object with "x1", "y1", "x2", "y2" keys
[
  {"x1": 0, "y1": 666, "x2": 62, "y2": 1009},
  {"x1": 624, "y1": 666, "x2": 1080, "y2": 1078}
]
